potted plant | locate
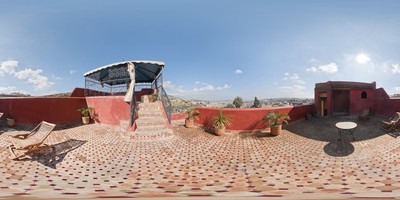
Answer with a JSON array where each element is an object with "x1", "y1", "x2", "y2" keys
[
  {"x1": 149, "y1": 93, "x2": 158, "y2": 102},
  {"x1": 77, "y1": 107, "x2": 95, "y2": 125},
  {"x1": 185, "y1": 108, "x2": 200, "y2": 128},
  {"x1": 7, "y1": 103, "x2": 15, "y2": 127},
  {"x1": 265, "y1": 111, "x2": 290, "y2": 136},
  {"x1": 209, "y1": 109, "x2": 232, "y2": 136}
]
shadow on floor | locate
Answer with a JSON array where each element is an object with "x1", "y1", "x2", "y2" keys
[
  {"x1": 285, "y1": 116, "x2": 387, "y2": 142},
  {"x1": 323, "y1": 140, "x2": 355, "y2": 157},
  {"x1": 19, "y1": 139, "x2": 87, "y2": 169}
]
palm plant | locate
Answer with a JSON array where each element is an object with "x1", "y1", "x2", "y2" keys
[
  {"x1": 77, "y1": 107, "x2": 95, "y2": 117},
  {"x1": 265, "y1": 111, "x2": 290, "y2": 126},
  {"x1": 186, "y1": 108, "x2": 200, "y2": 120},
  {"x1": 185, "y1": 108, "x2": 200, "y2": 128},
  {"x1": 209, "y1": 109, "x2": 232, "y2": 130},
  {"x1": 264, "y1": 111, "x2": 290, "y2": 136}
]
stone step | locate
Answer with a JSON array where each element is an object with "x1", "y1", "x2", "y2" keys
[
  {"x1": 137, "y1": 109, "x2": 163, "y2": 118},
  {"x1": 135, "y1": 118, "x2": 166, "y2": 127},
  {"x1": 134, "y1": 128, "x2": 173, "y2": 135},
  {"x1": 138, "y1": 102, "x2": 160, "y2": 110},
  {"x1": 135, "y1": 124, "x2": 167, "y2": 131}
]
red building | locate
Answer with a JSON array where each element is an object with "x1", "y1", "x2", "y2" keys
[{"x1": 315, "y1": 81, "x2": 377, "y2": 116}]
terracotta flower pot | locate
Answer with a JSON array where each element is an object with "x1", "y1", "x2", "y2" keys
[
  {"x1": 270, "y1": 125, "x2": 282, "y2": 136},
  {"x1": 215, "y1": 127, "x2": 225, "y2": 136},
  {"x1": 82, "y1": 116, "x2": 90, "y2": 125},
  {"x1": 7, "y1": 118, "x2": 15, "y2": 127},
  {"x1": 185, "y1": 119, "x2": 194, "y2": 128}
]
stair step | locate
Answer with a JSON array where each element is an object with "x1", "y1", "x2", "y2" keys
[
  {"x1": 138, "y1": 109, "x2": 163, "y2": 118},
  {"x1": 134, "y1": 128, "x2": 173, "y2": 135},
  {"x1": 138, "y1": 102, "x2": 160, "y2": 110},
  {"x1": 136, "y1": 124, "x2": 167, "y2": 131},
  {"x1": 135, "y1": 118, "x2": 166, "y2": 127}
]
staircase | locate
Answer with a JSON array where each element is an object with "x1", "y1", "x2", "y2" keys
[{"x1": 129, "y1": 100, "x2": 173, "y2": 141}]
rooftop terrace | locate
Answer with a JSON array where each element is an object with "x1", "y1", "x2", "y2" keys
[{"x1": 0, "y1": 115, "x2": 399, "y2": 199}]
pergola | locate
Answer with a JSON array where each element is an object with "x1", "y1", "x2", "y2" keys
[
  {"x1": 83, "y1": 60, "x2": 165, "y2": 97},
  {"x1": 83, "y1": 60, "x2": 171, "y2": 125}
]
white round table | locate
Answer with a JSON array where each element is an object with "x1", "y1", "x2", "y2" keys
[{"x1": 335, "y1": 122, "x2": 357, "y2": 141}]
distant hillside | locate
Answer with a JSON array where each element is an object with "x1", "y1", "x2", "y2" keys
[
  {"x1": 0, "y1": 92, "x2": 31, "y2": 97},
  {"x1": 44, "y1": 93, "x2": 71, "y2": 97}
]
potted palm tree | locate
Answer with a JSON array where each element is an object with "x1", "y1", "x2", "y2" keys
[
  {"x1": 185, "y1": 108, "x2": 200, "y2": 128},
  {"x1": 77, "y1": 107, "x2": 95, "y2": 125},
  {"x1": 209, "y1": 109, "x2": 232, "y2": 136},
  {"x1": 265, "y1": 111, "x2": 290, "y2": 136}
]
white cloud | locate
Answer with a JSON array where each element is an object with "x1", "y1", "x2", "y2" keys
[
  {"x1": 280, "y1": 84, "x2": 306, "y2": 92},
  {"x1": 14, "y1": 68, "x2": 54, "y2": 90},
  {"x1": 69, "y1": 70, "x2": 77, "y2": 75},
  {"x1": 194, "y1": 84, "x2": 214, "y2": 92},
  {"x1": 52, "y1": 74, "x2": 63, "y2": 80},
  {"x1": 216, "y1": 84, "x2": 231, "y2": 90},
  {"x1": 306, "y1": 66, "x2": 318, "y2": 72},
  {"x1": 395, "y1": 87, "x2": 400, "y2": 93},
  {"x1": 392, "y1": 64, "x2": 400, "y2": 74},
  {"x1": 0, "y1": 60, "x2": 54, "y2": 91},
  {"x1": 281, "y1": 73, "x2": 307, "y2": 93},
  {"x1": 234, "y1": 69, "x2": 243, "y2": 74},
  {"x1": 0, "y1": 60, "x2": 18, "y2": 76},
  {"x1": 0, "y1": 86, "x2": 17, "y2": 92},
  {"x1": 319, "y1": 63, "x2": 338, "y2": 73},
  {"x1": 282, "y1": 73, "x2": 305, "y2": 84},
  {"x1": 307, "y1": 62, "x2": 338, "y2": 74},
  {"x1": 195, "y1": 81, "x2": 209, "y2": 85},
  {"x1": 163, "y1": 80, "x2": 186, "y2": 94},
  {"x1": 356, "y1": 53, "x2": 371, "y2": 64},
  {"x1": 193, "y1": 83, "x2": 231, "y2": 92}
]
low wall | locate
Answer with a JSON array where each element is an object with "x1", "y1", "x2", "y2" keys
[
  {"x1": 195, "y1": 104, "x2": 315, "y2": 132},
  {"x1": 0, "y1": 97, "x2": 87, "y2": 125},
  {"x1": 374, "y1": 98, "x2": 400, "y2": 117},
  {"x1": 172, "y1": 113, "x2": 187, "y2": 121},
  {"x1": 373, "y1": 88, "x2": 400, "y2": 117},
  {"x1": 85, "y1": 96, "x2": 130, "y2": 126}
]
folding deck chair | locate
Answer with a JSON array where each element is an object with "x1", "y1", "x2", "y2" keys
[
  {"x1": 358, "y1": 109, "x2": 370, "y2": 121},
  {"x1": 382, "y1": 112, "x2": 400, "y2": 132},
  {"x1": 8, "y1": 121, "x2": 56, "y2": 159}
]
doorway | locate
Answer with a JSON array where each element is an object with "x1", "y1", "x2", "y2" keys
[
  {"x1": 319, "y1": 92, "x2": 328, "y2": 116},
  {"x1": 332, "y1": 90, "x2": 349, "y2": 115}
]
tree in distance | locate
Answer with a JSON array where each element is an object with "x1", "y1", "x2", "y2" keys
[
  {"x1": 251, "y1": 96, "x2": 261, "y2": 108},
  {"x1": 233, "y1": 96, "x2": 244, "y2": 108}
]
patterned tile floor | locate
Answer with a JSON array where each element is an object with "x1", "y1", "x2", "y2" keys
[{"x1": 0, "y1": 116, "x2": 399, "y2": 199}]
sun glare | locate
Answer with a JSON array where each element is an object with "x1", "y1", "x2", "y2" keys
[{"x1": 356, "y1": 53, "x2": 370, "y2": 64}]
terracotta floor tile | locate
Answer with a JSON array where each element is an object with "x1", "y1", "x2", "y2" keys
[{"x1": 0, "y1": 116, "x2": 399, "y2": 199}]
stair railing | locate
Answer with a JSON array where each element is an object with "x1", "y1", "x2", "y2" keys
[
  {"x1": 129, "y1": 84, "x2": 138, "y2": 127},
  {"x1": 154, "y1": 73, "x2": 172, "y2": 124}
]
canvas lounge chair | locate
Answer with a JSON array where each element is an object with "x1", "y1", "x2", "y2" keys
[
  {"x1": 8, "y1": 121, "x2": 56, "y2": 159},
  {"x1": 358, "y1": 109, "x2": 370, "y2": 121},
  {"x1": 382, "y1": 112, "x2": 400, "y2": 132}
]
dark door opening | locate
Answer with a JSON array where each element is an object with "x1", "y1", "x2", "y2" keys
[{"x1": 333, "y1": 90, "x2": 349, "y2": 115}]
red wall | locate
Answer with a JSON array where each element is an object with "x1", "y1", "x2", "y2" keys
[
  {"x1": 349, "y1": 88, "x2": 375, "y2": 115},
  {"x1": 85, "y1": 96, "x2": 130, "y2": 125},
  {"x1": 0, "y1": 97, "x2": 86, "y2": 125},
  {"x1": 172, "y1": 113, "x2": 187, "y2": 120},
  {"x1": 374, "y1": 88, "x2": 400, "y2": 117},
  {"x1": 195, "y1": 105, "x2": 315, "y2": 132},
  {"x1": 70, "y1": 88, "x2": 85, "y2": 97}
]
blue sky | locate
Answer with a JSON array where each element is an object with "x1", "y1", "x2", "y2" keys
[{"x1": 1, "y1": 0, "x2": 400, "y2": 100}]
